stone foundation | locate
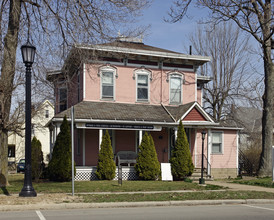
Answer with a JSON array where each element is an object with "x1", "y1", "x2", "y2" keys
[{"x1": 211, "y1": 168, "x2": 238, "y2": 179}]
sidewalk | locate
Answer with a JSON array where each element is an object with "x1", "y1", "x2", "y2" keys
[
  {"x1": 206, "y1": 180, "x2": 274, "y2": 193},
  {"x1": 1, "y1": 180, "x2": 274, "y2": 212}
]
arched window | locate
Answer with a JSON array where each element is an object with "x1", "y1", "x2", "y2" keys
[
  {"x1": 99, "y1": 66, "x2": 117, "y2": 100},
  {"x1": 169, "y1": 74, "x2": 183, "y2": 104},
  {"x1": 134, "y1": 68, "x2": 151, "y2": 102}
]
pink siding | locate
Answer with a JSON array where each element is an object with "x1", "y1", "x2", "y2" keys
[
  {"x1": 195, "y1": 130, "x2": 208, "y2": 168},
  {"x1": 190, "y1": 129, "x2": 196, "y2": 164},
  {"x1": 115, "y1": 130, "x2": 136, "y2": 154},
  {"x1": 85, "y1": 129, "x2": 99, "y2": 166},
  {"x1": 210, "y1": 130, "x2": 237, "y2": 169},
  {"x1": 197, "y1": 89, "x2": 202, "y2": 105},
  {"x1": 183, "y1": 72, "x2": 196, "y2": 104},
  {"x1": 116, "y1": 67, "x2": 137, "y2": 103},
  {"x1": 83, "y1": 63, "x2": 196, "y2": 105},
  {"x1": 84, "y1": 64, "x2": 101, "y2": 101},
  {"x1": 68, "y1": 72, "x2": 80, "y2": 108}
]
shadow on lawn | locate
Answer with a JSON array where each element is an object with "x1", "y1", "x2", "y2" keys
[{"x1": 0, "y1": 174, "x2": 10, "y2": 196}]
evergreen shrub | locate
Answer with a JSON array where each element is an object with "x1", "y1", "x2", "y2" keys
[
  {"x1": 96, "y1": 130, "x2": 116, "y2": 180},
  {"x1": 170, "y1": 121, "x2": 194, "y2": 180},
  {"x1": 135, "y1": 132, "x2": 161, "y2": 180},
  {"x1": 48, "y1": 116, "x2": 74, "y2": 182},
  {"x1": 31, "y1": 136, "x2": 44, "y2": 182}
]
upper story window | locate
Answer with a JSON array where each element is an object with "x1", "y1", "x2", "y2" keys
[
  {"x1": 45, "y1": 109, "x2": 49, "y2": 118},
  {"x1": 134, "y1": 68, "x2": 151, "y2": 102},
  {"x1": 58, "y1": 87, "x2": 67, "y2": 112},
  {"x1": 212, "y1": 132, "x2": 223, "y2": 154},
  {"x1": 170, "y1": 74, "x2": 183, "y2": 104},
  {"x1": 99, "y1": 66, "x2": 117, "y2": 100},
  {"x1": 137, "y1": 74, "x2": 148, "y2": 101}
]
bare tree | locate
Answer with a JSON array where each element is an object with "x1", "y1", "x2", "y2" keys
[
  {"x1": 167, "y1": 0, "x2": 273, "y2": 176},
  {"x1": 190, "y1": 22, "x2": 253, "y2": 121},
  {"x1": 0, "y1": 0, "x2": 150, "y2": 186}
]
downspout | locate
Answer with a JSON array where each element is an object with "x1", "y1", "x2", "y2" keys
[{"x1": 159, "y1": 60, "x2": 163, "y2": 104}]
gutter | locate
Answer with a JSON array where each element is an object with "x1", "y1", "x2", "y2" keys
[
  {"x1": 50, "y1": 117, "x2": 219, "y2": 127},
  {"x1": 76, "y1": 45, "x2": 211, "y2": 63}
]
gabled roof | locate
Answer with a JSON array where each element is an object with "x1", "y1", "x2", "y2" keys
[{"x1": 165, "y1": 102, "x2": 215, "y2": 123}]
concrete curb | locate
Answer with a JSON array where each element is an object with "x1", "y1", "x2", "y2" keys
[{"x1": 1, "y1": 199, "x2": 274, "y2": 212}]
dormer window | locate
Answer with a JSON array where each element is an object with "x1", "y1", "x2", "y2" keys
[
  {"x1": 99, "y1": 66, "x2": 117, "y2": 100},
  {"x1": 170, "y1": 74, "x2": 183, "y2": 104}
]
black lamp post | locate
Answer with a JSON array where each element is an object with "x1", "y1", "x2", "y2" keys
[
  {"x1": 199, "y1": 130, "x2": 206, "y2": 185},
  {"x1": 19, "y1": 41, "x2": 37, "y2": 197}
]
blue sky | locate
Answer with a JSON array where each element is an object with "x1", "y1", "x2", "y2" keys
[{"x1": 136, "y1": 0, "x2": 209, "y2": 54}]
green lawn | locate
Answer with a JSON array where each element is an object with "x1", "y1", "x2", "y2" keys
[
  {"x1": 2, "y1": 174, "x2": 221, "y2": 194},
  {"x1": 82, "y1": 191, "x2": 274, "y2": 203},
  {"x1": 3, "y1": 175, "x2": 274, "y2": 203},
  {"x1": 232, "y1": 177, "x2": 274, "y2": 188}
]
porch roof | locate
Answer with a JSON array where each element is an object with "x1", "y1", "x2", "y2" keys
[
  {"x1": 54, "y1": 101, "x2": 175, "y2": 123},
  {"x1": 51, "y1": 101, "x2": 222, "y2": 128}
]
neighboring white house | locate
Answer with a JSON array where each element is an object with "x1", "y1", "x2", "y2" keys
[{"x1": 8, "y1": 100, "x2": 54, "y2": 164}]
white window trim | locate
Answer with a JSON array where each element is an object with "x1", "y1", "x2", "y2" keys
[
  {"x1": 169, "y1": 73, "x2": 184, "y2": 105},
  {"x1": 134, "y1": 68, "x2": 151, "y2": 102},
  {"x1": 211, "y1": 131, "x2": 224, "y2": 155},
  {"x1": 99, "y1": 65, "x2": 117, "y2": 100}
]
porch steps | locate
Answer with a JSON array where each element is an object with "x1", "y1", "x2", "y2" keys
[{"x1": 190, "y1": 168, "x2": 213, "y2": 181}]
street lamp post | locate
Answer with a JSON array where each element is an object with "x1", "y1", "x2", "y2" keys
[
  {"x1": 199, "y1": 130, "x2": 206, "y2": 185},
  {"x1": 19, "y1": 41, "x2": 37, "y2": 197}
]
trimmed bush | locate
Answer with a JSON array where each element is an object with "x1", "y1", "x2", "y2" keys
[
  {"x1": 135, "y1": 132, "x2": 161, "y2": 180},
  {"x1": 48, "y1": 116, "x2": 74, "y2": 182},
  {"x1": 170, "y1": 121, "x2": 194, "y2": 180},
  {"x1": 96, "y1": 130, "x2": 116, "y2": 180},
  {"x1": 31, "y1": 136, "x2": 44, "y2": 182}
]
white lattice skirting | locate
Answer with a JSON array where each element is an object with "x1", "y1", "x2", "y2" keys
[{"x1": 75, "y1": 166, "x2": 138, "y2": 181}]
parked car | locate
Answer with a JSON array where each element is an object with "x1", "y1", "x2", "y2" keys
[{"x1": 17, "y1": 159, "x2": 25, "y2": 173}]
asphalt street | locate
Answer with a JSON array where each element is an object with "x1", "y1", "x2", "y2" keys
[{"x1": 1, "y1": 203, "x2": 274, "y2": 220}]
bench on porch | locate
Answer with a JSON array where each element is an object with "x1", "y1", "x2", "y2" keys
[{"x1": 115, "y1": 151, "x2": 137, "y2": 167}]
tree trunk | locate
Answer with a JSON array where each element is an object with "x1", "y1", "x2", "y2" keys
[
  {"x1": 258, "y1": 0, "x2": 273, "y2": 176},
  {"x1": 259, "y1": 43, "x2": 274, "y2": 176},
  {"x1": 0, "y1": 0, "x2": 21, "y2": 187}
]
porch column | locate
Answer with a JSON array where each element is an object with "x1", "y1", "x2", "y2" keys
[
  {"x1": 207, "y1": 129, "x2": 212, "y2": 176},
  {"x1": 139, "y1": 130, "x2": 143, "y2": 145},
  {"x1": 174, "y1": 128, "x2": 178, "y2": 139},
  {"x1": 99, "y1": 129, "x2": 103, "y2": 150},
  {"x1": 56, "y1": 123, "x2": 61, "y2": 136}
]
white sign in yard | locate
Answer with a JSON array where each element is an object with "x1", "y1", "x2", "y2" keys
[{"x1": 161, "y1": 163, "x2": 173, "y2": 181}]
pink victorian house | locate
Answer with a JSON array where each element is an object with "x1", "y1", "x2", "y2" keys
[{"x1": 47, "y1": 38, "x2": 240, "y2": 180}]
